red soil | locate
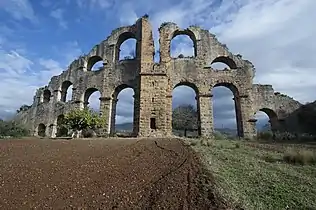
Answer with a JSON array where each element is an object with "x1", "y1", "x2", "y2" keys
[{"x1": 0, "y1": 138, "x2": 230, "y2": 209}]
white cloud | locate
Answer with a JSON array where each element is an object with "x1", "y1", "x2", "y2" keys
[
  {"x1": 0, "y1": 50, "x2": 33, "y2": 77},
  {"x1": 0, "y1": 49, "x2": 64, "y2": 114},
  {"x1": 118, "y1": 2, "x2": 138, "y2": 25},
  {"x1": 50, "y1": 8, "x2": 68, "y2": 29},
  {"x1": 76, "y1": 0, "x2": 113, "y2": 9},
  {"x1": 0, "y1": 0, "x2": 37, "y2": 22}
]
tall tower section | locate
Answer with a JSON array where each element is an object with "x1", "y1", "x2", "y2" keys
[{"x1": 137, "y1": 17, "x2": 170, "y2": 137}]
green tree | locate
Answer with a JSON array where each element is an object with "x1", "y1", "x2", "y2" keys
[
  {"x1": 16, "y1": 104, "x2": 31, "y2": 113},
  {"x1": 172, "y1": 104, "x2": 198, "y2": 137},
  {"x1": 63, "y1": 108, "x2": 105, "y2": 138},
  {"x1": 0, "y1": 120, "x2": 29, "y2": 138}
]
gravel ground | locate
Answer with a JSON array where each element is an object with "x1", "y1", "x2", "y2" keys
[{"x1": 0, "y1": 138, "x2": 229, "y2": 209}]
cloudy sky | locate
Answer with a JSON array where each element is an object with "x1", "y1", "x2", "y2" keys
[{"x1": 0, "y1": 0, "x2": 315, "y2": 130}]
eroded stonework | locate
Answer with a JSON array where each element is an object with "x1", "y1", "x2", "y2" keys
[{"x1": 14, "y1": 17, "x2": 302, "y2": 138}]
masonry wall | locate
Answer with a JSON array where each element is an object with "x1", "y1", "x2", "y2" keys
[{"x1": 14, "y1": 16, "x2": 302, "y2": 139}]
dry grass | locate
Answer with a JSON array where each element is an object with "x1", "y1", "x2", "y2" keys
[
  {"x1": 283, "y1": 148, "x2": 316, "y2": 165},
  {"x1": 187, "y1": 138, "x2": 316, "y2": 209}
]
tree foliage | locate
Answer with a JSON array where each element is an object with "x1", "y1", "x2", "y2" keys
[
  {"x1": 63, "y1": 108, "x2": 104, "y2": 132},
  {"x1": 16, "y1": 104, "x2": 31, "y2": 113},
  {"x1": 0, "y1": 120, "x2": 29, "y2": 138},
  {"x1": 172, "y1": 104, "x2": 198, "y2": 136}
]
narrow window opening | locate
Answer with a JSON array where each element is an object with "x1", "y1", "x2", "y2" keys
[
  {"x1": 150, "y1": 117, "x2": 157, "y2": 129},
  {"x1": 152, "y1": 81, "x2": 155, "y2": 86},
  {"x1": 152, "y1": 97, "x2": 154, "y2": 102}
]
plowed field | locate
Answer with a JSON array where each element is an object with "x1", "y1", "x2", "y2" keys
[{"x1": 0, "y1": 138, "x2": 229, "y2": 209}]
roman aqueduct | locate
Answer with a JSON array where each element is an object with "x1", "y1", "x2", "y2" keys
[{"x1": 15, "y1": 16, "x2": 302, "y2": 138}]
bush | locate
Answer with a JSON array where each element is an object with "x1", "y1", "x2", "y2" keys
[
  {"x1": 213, "y1": 131, "x2": 227, "y2": 140},
  {"x1": 0, "y1": 120, "x2": 29, "y2": 138},
  {"x1": 257, "y1": 131, "x2": 273, "y2": 140},
  {"x1": 82, "y1": 128, "x2": 97, "y2": 138},
  {"x1": 283, "y1": 149, "x2": 316, "y2": 165},
  {"x1": 200, "y1": 138, "x2": 213, "y2": 147},
  {"x1": 263, "y1": 153, "x2": 278, "y2": 163}
]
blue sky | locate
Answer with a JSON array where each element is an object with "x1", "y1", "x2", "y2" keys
[{"x1": 0, "y1": 0, "x2": 315, "y2": 130}]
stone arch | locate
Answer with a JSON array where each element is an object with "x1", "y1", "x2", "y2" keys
[
  {"x1": 87, "y1": 56, "x2": 106, "y2": 71},
  {"x1": 43, "y1": 89, "x2": 51, "y2": 103},
  {"x1": 61, "y1": 81, "x2": 73, "y2": 102},
  {"x1": 56, "y1": 114, "x2": 68, "y2": 137},
  {"x1": 256, "y1": 108, "x2": 278, "y2": 132},
  {"x1": 83, "y1": 87, "x2": 102, "y2": 111},
  {"x1": 38, "y1": 123, "x2": 46, "y2": 137},
  {"x1": 170, "y1": 30, "x2": 197, "y2": 58},
  {"x1": 211, "y1": 82, "x2": 243, "y2": 137},
  {"x1": 213, "y1": 82, "x2": 240, "y2": 96},
  {"x1": 210, "y1": 56, "x2": 237, "y2": 70},
  {"x1": 174, "y1": 81, "x2": 199, "y2": 93},
  {"x1": 172, "y1": 81, "x2": 200, "y2": 137},
  {"x1": 115, "y1": 32, "x2": 137, "y2": 61},
  {"x1": 110, "y1": 84, "x2": 135, "y2": 135}
]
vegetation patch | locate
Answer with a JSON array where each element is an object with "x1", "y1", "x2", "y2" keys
[
  {"x1": 283, "y1": 148, "x2": 316, "y2": 165},
  {"x1": 188, "y1": 137, "x2": 316, "y2": 209},
  {"x1": 0, "y1": 120, "x2": 29, "y2": 138}
]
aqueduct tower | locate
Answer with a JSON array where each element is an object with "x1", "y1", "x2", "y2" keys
[{"x1": 15, "y1": 16, "x2": 301, "y2": 138}]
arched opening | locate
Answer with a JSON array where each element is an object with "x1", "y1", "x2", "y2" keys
[
  {"x1": 210, "y1": 56, "x2": 237, "y2": 70},
  {"x1": 111, "y1": 85, "x2": 135, "y2": 136},
  {"x1": 116, "y1": 32, "x2": 137, "y2": 61},
  {"x1": 172, "y1": 82, "x2": 199, "y2": 137},
  {"x1": 61, "y1": 81, "x2": 73, "y2": 102},
  {"x1": 211, "y1": 83, "x2": 242, "y2": 137},
  {"x1": 38, "y1": 123, "x2": 46, "y2": 137},
  {"x1": 87, "y1": 56, "x2": 105, "y2": 71},
  {"x1": 255, "y1": 108, "x2": 278, "y2": 133},
  {"x1": 170, "y1": 31, "x2": 197, "y2": 58},
  {"x1": 56, "y1": 114, "x2": 68, "y2": 137},
  {"x1": 83, "y1": 88, "x2": 101, "y2": 113},
  {"x1": 43, "y1": 89, "x2": 51, "y2": 103}
]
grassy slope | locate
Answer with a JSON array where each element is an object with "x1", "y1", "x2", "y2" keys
[{"x1": 189, "y1": 139, "x2": 316, "y2": 210}]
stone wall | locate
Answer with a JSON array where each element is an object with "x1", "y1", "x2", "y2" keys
[{"x1": 14, "y1": 16, "x2": 302, "y2": 139}]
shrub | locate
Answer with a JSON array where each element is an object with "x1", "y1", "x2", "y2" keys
[
  {"x1": 82, "y1": 128, "x2": 97, "y2": 138},
  {"x1": 206, "y1": 139, "x2": 214, "y2": 147},
  {"x1": 0, "y1": 120, "x2": 29, "y2": 138},
  {"x1": 200, "y1": 138, "x2": 208, "y2": 146},
  {"x1": 190, "y1": 140, "x2": 198, "y2": 146},
  {"x1": 257, "y1": 131, "x2": 273, "y2": 140},
  {"x1": 263, "y1": 153, "x2": 278, "y2": 163},
  {"x1": 283, "y1": 149, "x2": 316, "y2": 165},
  {"x1": 200, "y1": 138, "x2": 213, "y2": 147},
  {"x1": 213, "y1": 131, "x2": 227, "y2": 140}
]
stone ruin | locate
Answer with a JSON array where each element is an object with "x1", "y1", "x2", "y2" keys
[{"x1": 14, "y1": 16, "x2": 302, "y2": 139}]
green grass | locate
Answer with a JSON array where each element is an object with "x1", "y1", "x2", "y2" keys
[{"x1": 188, "y1": 138, "x2": 316, "y2": 210}]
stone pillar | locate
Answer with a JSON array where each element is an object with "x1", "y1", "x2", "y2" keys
[
  {"x1": 99, "y1": 97, "x2": 112, "y2": 135},
  {"x1": 109, "y1": 98, "x2": 118, "y2": 135},
  {"x1": 238, "y1": 95, "x2": 256, "y2": 139},
  {"x1": 83, "y1": 101, "x2": 89, "y2": 108},
  {"x1": 165, "y1": 94, "x2": 173, "y2": 136},
  {"x1": 277, "y1": 118, "x2": 286, "y2": 132},
  {"x1": 233, "y1": 96, "x2": 243, "y2": 137},
  {"x1": 53, "y1": 89, "x2": 62, "y2": 102},
  {"x1": 198, "y1": 93, "x2": 213, "y2": 137},
  {"x1": 133, "y1": 94, "x2": 140, "y2": 137},
  {"x1": 72, "y1": 100, "x2": 84, "y2": 110},
  {"x1": 49, "y1": 124, "x2": 57, "y2": 138}
]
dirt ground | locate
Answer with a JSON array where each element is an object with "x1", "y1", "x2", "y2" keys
[{"x1": 0, "y1": 138, "x2": 229, "y2": 209}]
